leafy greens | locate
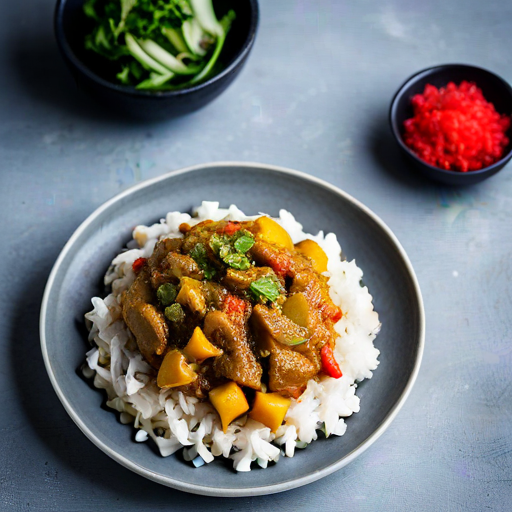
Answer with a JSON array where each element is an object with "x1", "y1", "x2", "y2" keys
[
  {"x1": 83, "y1": 0, "x2": 235, "y2": 90},
  {"x1": 209, "y1": 230, "x2": 254, "y2": 271},
  {"x1": 189, "y1": 243, "x2": 216, "y2": 279},
  {"x1": 249, "y1": 276, "x2": 281, "y2": 304}
]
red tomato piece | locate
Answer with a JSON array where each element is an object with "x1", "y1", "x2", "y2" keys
[
  {"x1": 268, "y1": 253, "x2": 292, "y2": 278},
  {"x1": 132, "y1": 257, "x2": 147, "y2": 274},
  {"x1": 217, "y1": 221, "x2": 242, "y2": 236},
  {"x1": 223, "y1": 294, "x2": 248, "y2": 317}
]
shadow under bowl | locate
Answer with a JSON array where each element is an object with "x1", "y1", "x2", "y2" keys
[
  {"x1": 54, "y1": 0, "x2": 259, "y2": 120},
  {"x1": 389, "y1": 64, "x2": 512, "y2": 186}
]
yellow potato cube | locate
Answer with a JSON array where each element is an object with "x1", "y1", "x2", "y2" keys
[
  {"x1": 282, "y1": 292, "x2": 310, "y2": 328},
  {"x1": 295, "y1": 239, "x2": 328, "y2": 273},
  {"x1": 157, "y1": 350, "x2": 198, "y2": 389},
  {"x1": 249, "y1": 392, "x2": 291, "y2": 433},
  {"x1": 209, "y1": 381, "x2": 249, "y2": 433},
  {"x1": 253, "y1": 216, "x2": 294, "y2": 251},
  {"x1": 183, "y1": 326, "x2": 223, "y2": 362}
]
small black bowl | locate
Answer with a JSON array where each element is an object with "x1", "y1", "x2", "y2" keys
[
  {"x1": 389, "y1": 64, "x2": 512, "y2": 185},
  {"x1": 54, "y1": 0, "x2": 259, "y2": 120}
]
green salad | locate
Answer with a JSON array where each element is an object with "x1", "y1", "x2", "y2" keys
[{"x1": 83, "y1": 0, "x2": 235, "y2": 90}]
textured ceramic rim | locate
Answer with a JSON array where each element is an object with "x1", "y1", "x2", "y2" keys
[
  {"x1": 389, "y1": 63, "x2": 512, "y2": 178},
  {"x1": 40, "y1": 162, "x2": 425, "y2": 497}
]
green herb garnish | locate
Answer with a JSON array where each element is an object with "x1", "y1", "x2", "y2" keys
[
  {"x1": 165, "y1": 303, "x2": 185, "y2": 322},
  {"x1": 209, "y1": 231, "x2": 254, "y2": 271},
  {"x1": 83, "y1": 0, "x2": 236, "y2": 90},
  {"x1": 249, "y1": 276, "x2": 280, "y2": 303},
  {"x1": 157, "y1": 283, "x2": 178, "y2": 305},
  {"x1": 223, "y1": 253, "x2": 251, "y2": 270},
  {"x1": 189, "y1": 243, "x2": 216, "y2": 279},
  {"x1": 234, "y1": 234, "x2": 255, "y2": 253},
  {"x1": 219, "y1": 244, "x2": 231, "y2": 260},
  {"x1": 209, "y1": 233, "x2": 226, "y2": 254}
]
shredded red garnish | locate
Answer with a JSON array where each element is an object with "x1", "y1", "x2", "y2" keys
[
  {"x1": 218, "y1": 221, "x2": 242, "y2": 236},
  {"x1": 320, "y1": 344, "x2": 342, "y2": 379},
  {"x1": 403, "y1": 81, "x2": 511, "y2": 172},
  {"x1": 132, "y1": 257, "x2": 147, "y2": 274}
]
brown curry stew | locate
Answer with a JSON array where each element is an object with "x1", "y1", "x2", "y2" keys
[{"x1": 121, "y1": 216, "x2": 343, "y2": 432}]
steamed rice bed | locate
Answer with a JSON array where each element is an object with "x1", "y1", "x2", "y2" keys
[{"x1": 84, "y1": 202, "x2": 380, "y2": 471}]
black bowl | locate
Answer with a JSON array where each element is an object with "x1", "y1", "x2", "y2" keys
[
  {"x1": 389, "y1": 64, "x2": 512, "y2": 185},
  {"x1": 54, "y1": 0, "x2": 259, "y2": 120}
]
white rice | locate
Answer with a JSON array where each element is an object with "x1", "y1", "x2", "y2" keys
[{"x1": 84, "y1": 201, "x2": 380, "y2": 471}]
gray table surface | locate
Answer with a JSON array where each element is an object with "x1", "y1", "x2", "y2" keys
[{"x1": 2, "y1": 0, "x2": 512, "y2": 510}]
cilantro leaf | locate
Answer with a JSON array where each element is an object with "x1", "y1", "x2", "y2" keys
[
  {"x1": 234, "y1": 234, "x2": 254, "y2": 253},
  {"x1": 189, "y1": 242, "x2": 207, "y2": 263},
  {"x1": 249, "y1": 277, "x2": 280, "y2": 303},
  {"x1": 223, "y1": 253, "x2": 251, "y2": 271},
  {"x1": 189, "y1": 243, "x2": 216, "y2": 280},
  {"x1": 209, "y1": 233, "x2": 227, "y2": 254},
  {"x1": 209, "y1": 231, "x2": 254, "y2": 271}
]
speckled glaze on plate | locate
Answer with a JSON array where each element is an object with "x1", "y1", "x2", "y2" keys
[{"x1": 40, "y1": 162, "x2": 425, "y2": 497}]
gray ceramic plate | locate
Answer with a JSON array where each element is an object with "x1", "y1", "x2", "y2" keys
[{"x1": 40, "y1": 162, "x2": 425, "y2": 497}]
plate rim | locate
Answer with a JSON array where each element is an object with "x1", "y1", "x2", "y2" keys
[{"x1": 39, "y1": 161, "x2": 425, "y2": 497}]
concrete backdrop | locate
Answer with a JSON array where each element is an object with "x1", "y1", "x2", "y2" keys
[{"x1": 1, "y1": 0, "x2": 511, "y2": 510}]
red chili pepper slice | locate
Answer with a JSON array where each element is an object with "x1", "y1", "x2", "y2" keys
[
  {"x1": 321, "y1": 344, "x2": 342, "y2": 379},
  {"x1": 330, "y1": 308, "x2": 343, "y2": 323},
  {"x1": 132, "y1": 257, "x2": 147, "y2": 274},
  {"x1": 318, "y1": 303, "x2": 342, "y2": 323}
]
